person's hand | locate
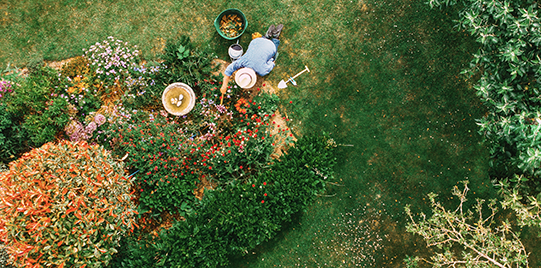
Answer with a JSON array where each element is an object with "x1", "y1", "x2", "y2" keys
[
  {"x1": 221, "y1": 75, "x2": 231, "y2": 94},
  {"x1": 220, "y1": 84, "x2": 227, "y2": 94}
]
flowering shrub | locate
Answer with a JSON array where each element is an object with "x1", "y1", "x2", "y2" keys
[
  {"x1": 98, "y1": 82, "x2": 288, "y2": 215},
  {"x1": 0, "y1": 80, "x2": 13, "y2": 99},
  {"x1": 63, "y1": 113, "x2": 106, "y2": 142},
  {"x1": 55, "y1": 75, "x2": 102, "y2": 120},
  {"x1": 107, "y1": 134, "x2": 336, "y2": 267},
  {"x1": 121, "y1": 64, "x2": 161, "y2": 109},
  {"x1": 84, "y1": 36, "x2": 140, "y2": 91},
  {"x1": 106, "y1": 111, "x2": 200, "y2": 213},
  {"x1": 234, "y1": 97, "x2": 249, "y2": 114},
  {"x1": 121, "y1": 36, "x2": 219, "y2": 111},
  {"x1": 0, "y1": 140, "x2": 137, "y2": 268}
]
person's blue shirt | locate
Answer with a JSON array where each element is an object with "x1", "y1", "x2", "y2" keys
[{"x1": 224, "y1": 37, "x2": 279, "y2": 77}]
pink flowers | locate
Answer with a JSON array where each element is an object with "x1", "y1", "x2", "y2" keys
[
  {"x1": 0, "y1": 80, "x2": 13, "y2": 99},
  {"x1": 94, "y1": 113, "x2": 106, "y2": 126},
  {"x1": 84, "y1": 36, "x2": 139, "y2": 87},
  {"x1": 85, "y1": 122, "x2": 97, "y2": 133},
  {"x1": 65, "y1": 120, "x2": 84, "y2": 141}
]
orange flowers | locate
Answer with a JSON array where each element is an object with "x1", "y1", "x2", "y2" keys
[
  {"x1": 0, "y1": 140, "x2": 137, "y2": 268},
  {"x1": 235, "y1": 98, "x2": 249, "y2": 114}
]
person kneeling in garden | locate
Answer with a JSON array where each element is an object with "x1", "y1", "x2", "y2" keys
[{"x1": 220, "y1": 24, "x2": 283, "y2": 92}]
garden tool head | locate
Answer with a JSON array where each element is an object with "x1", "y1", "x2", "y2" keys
[{"x1": 278, "y1": 66, "x2": 310, "y2": 89}]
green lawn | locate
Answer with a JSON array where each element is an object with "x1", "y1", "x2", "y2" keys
[{"x1": 2, "y1": 0, "x2": 540, "y2": 266}]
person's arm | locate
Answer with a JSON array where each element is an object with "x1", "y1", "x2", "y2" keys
[
  {"x1": 220, "y1": 74, "x2": 230, "y2": 94},
  {"x1": 220, "y1": 59, "x2": 242, "y2": 94}
]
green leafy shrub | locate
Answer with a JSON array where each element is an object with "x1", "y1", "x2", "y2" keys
[
  {"x1": 0, "y1": 100, "x2": 27, "y2": 163},
  {"x1": 121, "y1": 36, "x2": 219, "y2": 111},
  {"x1": 0, "y1": 140, "x2": 137, "y2": 268},
  {"x1": 107, "y1": 134, "x2": 336, "y2": 268},
  {"x1": 428, "y1": 0, "x2": 541, "y2": 179},
  {"x1": 1, "y1": 66, "x2": 70, "y2": 160},
  {"x1": 0, "y1": 76, "x2": 25, "y2": 163},
  {"x1": 21, "y1": 97, "x2": 70, "y2": 145},
  {"x1": 496, "y1": 175, "x2": 541, "y2": 231},
  {"x1": 159, "y1": 36, "x2": 218, "y2": 88}
]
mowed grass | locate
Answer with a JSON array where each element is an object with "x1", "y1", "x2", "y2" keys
[{"x1": 2, "y1": 0, "x2": 541, "y2": 267}]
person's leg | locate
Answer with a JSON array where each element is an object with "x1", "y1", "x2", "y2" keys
[
  {"x1": 273, "y1": 24, "x2": 284, "y2": 38},
  {"x1": 265, "y1": 25, "x2": 276, "y2": 39},
  {"x1": 271, "y1": 38, "x2": 280, "y2": 60},
  {"x1": 271, "y1": 38, "x2": 280, "y2": 50}
]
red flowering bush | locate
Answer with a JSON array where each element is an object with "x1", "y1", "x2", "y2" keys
[
  {"x1": 0, "y1": 140, "x2": 137, "y2": 268},
  {"x1": 96, "y1": 78, "x2": 289, "y2": 215},
  {"x1": 108, "y1": 134, "x2": 336, "y2": 267},
  {"x1": 107, "y1": 111, "x2": 200, "y2": 213}
]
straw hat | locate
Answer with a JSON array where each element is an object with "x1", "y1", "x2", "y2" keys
[{"x1": 234, "y1": 68, "x2": 257, "y2": 89}]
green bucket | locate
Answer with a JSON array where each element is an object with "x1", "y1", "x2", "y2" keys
[{"x1": 214, "y1": 9, "x2": 248, "y2": 40}]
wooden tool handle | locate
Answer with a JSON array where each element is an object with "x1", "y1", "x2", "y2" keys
[{"x1": 291, "y1": 66, "x2": 310, "y2": 79}]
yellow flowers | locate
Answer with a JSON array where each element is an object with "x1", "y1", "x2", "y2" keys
[
  {"x1": 219, "y1": 14, "x2": 243, "y2": 38},
  {"x1": 66, "y1": 76, "x2": 89, "y2": 94}
]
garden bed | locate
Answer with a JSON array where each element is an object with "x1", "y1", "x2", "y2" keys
[{"x1": 0, "y1": 36, "x2": 333, "y2": 268}]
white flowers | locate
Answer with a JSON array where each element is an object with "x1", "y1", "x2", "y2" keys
[
  {"x1": 171, "y1": 94, "x2": 184, "y2": 107},
  {"x1": 83, "y1": 37, "x2": 139, "y2": 87}
]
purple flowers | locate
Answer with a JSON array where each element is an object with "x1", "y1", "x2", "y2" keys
[
  {"x1": 65, "y1": 121, "x2": 84, "y2": 142},
  {"x1": 215, "y1": 104, "x2": 227, "y2": 114},
  {"x1": 65, "y1": 116, "x2": 104, "y2": 142},
  {"x1": 0, "y1": 80, "x2": 13, "y2": 99},
  {"x1": 83, "y1": 37, "x2": 139, "y2": 88}
]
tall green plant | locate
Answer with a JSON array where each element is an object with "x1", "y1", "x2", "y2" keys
[
  {"x1": 1, "y1": 65, "x2": 70, "y2": 162},
  {"x1": 159, "y1": 36, "x2": 218, "y2": 88},
  {"x1": 429, "y1": 0, "x2": 541, "y2": 178},
  {"x1": 122, "y1": 36, "x2": 219, "y2": 111},
  {"x1": 405, "y1": 181, "x2": 533, "y2": 267}
]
